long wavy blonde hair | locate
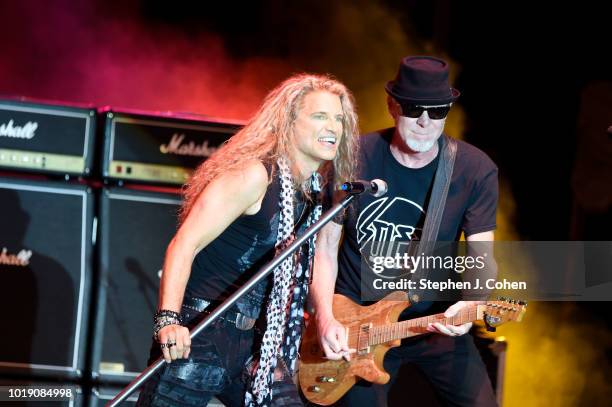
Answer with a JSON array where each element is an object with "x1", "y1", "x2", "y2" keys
[{"x1": 180, "y1": 73, "x2": 359, "y2": 222}]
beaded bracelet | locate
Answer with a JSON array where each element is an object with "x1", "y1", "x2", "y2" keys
[
  {"x1": 153, "y1": 309, "x2": 182, "y2": 342},
  {"x1": 154, "y1": 309, "x2": 182, "y2": 322}
]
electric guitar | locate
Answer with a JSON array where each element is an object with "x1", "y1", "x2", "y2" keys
[{"x1": 298, "y1": 291, "x2": 526, "y2": 405}]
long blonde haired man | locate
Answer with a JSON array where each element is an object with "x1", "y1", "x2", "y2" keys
[{"x1": 137, "y1": 73, "x2": 359, "y2": 407}]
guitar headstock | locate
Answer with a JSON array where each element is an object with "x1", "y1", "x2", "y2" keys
[{"x1": 482, "y1": 297, "x2": 527, "y2": 328}]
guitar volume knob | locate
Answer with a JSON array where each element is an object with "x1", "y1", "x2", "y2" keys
[
  {"x1": 308, "y1": 386, "x2": 321, "y2": 393},
  {"x1": 317, "y1": 376, "x2": 336, "y2": 383}
]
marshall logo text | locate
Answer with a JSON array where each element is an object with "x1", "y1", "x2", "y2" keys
[
  {"x1": 159, "y1": 133, "x2": 219, "y2": 158},
  {"x1": 0, "y1": 247, "x2": 32, "y2": 267},
  {"x1": 0, "y1": 120, "x2": 38, "y2": 140}
]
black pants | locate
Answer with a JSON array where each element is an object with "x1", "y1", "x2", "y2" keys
[
  {"x1": 136, "y1": 304, "x2": 303, "y2": 407},
  {"x1": 337, "y1": 333, "x2": 497, "y2": 407}
]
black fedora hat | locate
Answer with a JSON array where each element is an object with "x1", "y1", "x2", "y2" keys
[{"x1": 385, "y1": 56, "x2": 460, "y2": 105}]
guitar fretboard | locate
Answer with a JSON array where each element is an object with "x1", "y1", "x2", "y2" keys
[{"x1": 368, "y1": 306, "x2": 481, "y2": 346}]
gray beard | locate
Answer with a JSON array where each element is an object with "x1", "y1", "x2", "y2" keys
[{"x1": 406, "y1": 137, "x2": 436, "y2": 152}]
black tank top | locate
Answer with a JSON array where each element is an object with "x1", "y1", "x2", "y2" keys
[{"x1": 185, "y1": 164, "x2": 307, "y2": 319}]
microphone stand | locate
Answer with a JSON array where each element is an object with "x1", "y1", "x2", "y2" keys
[{"x1": 108, "y1": 192, "x2": 357, "y2": 406}]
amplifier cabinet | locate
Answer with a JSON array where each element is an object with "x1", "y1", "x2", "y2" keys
[
  {"x1": 0, "y1": 99, "x2": 96, "y2": 177},
  {"x1": 0, "y1": 178, "x2": 94, "y2": 378},
  {"x1": 101, "y1": 108, "x2": 241, "y2": 185},
  {"x1": 92, "y1": 187, "x2": 181, "y2": 383}
]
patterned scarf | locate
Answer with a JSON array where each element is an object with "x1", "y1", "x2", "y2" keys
[{"x1": 244, "y1": 157, "x2": 322, "y2": 406}]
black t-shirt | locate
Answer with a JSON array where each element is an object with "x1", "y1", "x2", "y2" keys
[{"x1": 335, "y1": 128, "x2": 498, "y2": 314}]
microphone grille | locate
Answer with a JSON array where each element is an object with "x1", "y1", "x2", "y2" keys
[{"x1": 371, "y1": 179, "x2": 388, "y2": 197}]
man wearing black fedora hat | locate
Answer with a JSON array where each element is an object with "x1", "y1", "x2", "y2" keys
[{"x1": 311, "y1": 56, "x2": 499, "y2": 406}]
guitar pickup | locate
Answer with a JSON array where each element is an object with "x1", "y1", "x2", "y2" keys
[{"x1": 357, "y1": 323, "x2": 372, "y2": 355}]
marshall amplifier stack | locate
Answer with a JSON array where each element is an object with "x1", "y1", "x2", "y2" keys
[
  {"x1": 91, "y1": 109, "x2": 240, "y2": 387},
  {"x1": 0, "y1": 99, "x2": 97, "y2": 177},
  {"x1": 0, "y1": 97, "x2": 239, "y2": 406},
  {"x1": 91, "y1": 187, "x2": 182, "y2": 383},
  {"x1": 0, "y1": 178, "x2": 95, "y2": 379},
  {"x1": 100, "y1": 108, "x2": 240, "y2": 185},
  {"x1": 0, "y1": 98, "x2": 97, "y2": 381}
]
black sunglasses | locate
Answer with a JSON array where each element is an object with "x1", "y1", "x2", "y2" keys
[{"x1": 398, "y1": 103, "x2": 451, "y2": 120}]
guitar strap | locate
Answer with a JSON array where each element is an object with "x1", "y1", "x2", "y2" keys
[{"x1": 408, "y1": 134, "x2": 457, "y2": 303}]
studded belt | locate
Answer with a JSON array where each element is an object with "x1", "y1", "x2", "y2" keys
[{"x1": 182, "y1": 296, "x2": 257, "y2": 331}]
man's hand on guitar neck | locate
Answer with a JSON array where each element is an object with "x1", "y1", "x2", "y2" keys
[
  {"x1": 316, "y1": 314, "x2": 355, "y2": 361},
  {"x1": 429, "y1": 231, "x2": 495, "y2": 336},
  {"x1": 426, "y1": 301, "x2": 484, "y2": 336}
]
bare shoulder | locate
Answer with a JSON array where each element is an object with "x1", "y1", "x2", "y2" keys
[
  {"x1": 236, "y1": 159, "x2": 269, "y2": 189},
  {"x1": 200, "y1": 159, "x2": 268, "y2": 215},
  {"x1": 207, "y1": 159, "x2": 267, "y2": 190},
  {"x1": 236, "y1": 160, "x2": 269, "y2": 214},
  {"x1": 179, "y1": 160, "x2": 270, "y2": 251}
]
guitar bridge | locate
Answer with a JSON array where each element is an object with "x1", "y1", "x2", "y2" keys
[{"x1": 357, "y1": 323, "x2": 372, "y2": 355}]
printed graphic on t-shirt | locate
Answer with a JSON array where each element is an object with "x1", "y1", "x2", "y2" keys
[{"x1": 356, "y1": 196, "x2": 425, "y2": 271}]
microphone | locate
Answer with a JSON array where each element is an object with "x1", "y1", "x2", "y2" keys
[{"x1": 339, "y1": 179, "x2": 388, "y2": 197}]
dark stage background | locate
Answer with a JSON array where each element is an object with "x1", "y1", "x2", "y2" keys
[{"x1": 0, "y1": 1, "x2": 610, "y2": 406}]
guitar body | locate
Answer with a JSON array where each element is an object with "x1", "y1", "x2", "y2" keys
[
  {"x1": 299, "y1": 292, "x2": 527, "y2": 405},
  {"x1": 299, "y1": 291, "x2": 410, "y2": 405}
]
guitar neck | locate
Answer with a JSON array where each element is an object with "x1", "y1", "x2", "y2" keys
[{"x1": 368, "y1": 305, "x2": 483, "y2": 346}]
